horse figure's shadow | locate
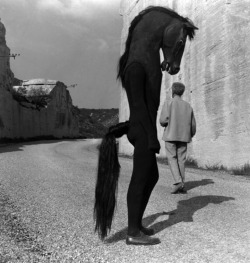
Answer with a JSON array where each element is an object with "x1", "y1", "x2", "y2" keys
[{"x1": 105, "y1": 192, "x2": 234, "y2": 244}]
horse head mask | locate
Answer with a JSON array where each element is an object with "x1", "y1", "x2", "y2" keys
[
  {"x1": 117, "y1": 7, "x2": 199, "y2": 85},
  {"x1": 161, "y1": 19, "x2": 198, "y2": 74}
]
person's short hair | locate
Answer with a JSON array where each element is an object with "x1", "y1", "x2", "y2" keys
[{"x1": 172, "y1": 82, "x2": 185, "y2": 96}]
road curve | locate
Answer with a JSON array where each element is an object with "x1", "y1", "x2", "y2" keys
[{"x1": 0, "y1": 139, "x2": 249, "y2": 263}]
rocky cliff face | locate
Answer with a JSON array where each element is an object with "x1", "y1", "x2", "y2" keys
[
  {"x1": 0, "y1": 21, "x2": 79, "y2": 140},
  {"x1": 119, "y1": 0, "x2": 250, "y2": 169}
]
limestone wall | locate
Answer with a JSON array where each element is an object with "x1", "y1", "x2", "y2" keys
[
  {"x1": 119, "y1": 0, "x2": 250, "y2": 169},
  {"x1": 0, "y1": 21, "x2": 79, "y2": 140}
]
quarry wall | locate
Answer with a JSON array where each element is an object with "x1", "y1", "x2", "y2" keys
[{"x1": 119, "y1": 0, "x2": 250, "y2": 169}]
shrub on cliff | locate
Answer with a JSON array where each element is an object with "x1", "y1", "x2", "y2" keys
[{"x1": 11, "y1": 86, "x2": 51, "y2": 110}]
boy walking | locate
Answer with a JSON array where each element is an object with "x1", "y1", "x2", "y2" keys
[{"x1": 159, "y1": 82, "x2": 196, "y2": 194}]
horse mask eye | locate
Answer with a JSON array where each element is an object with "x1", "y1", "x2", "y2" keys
[{"x1": 162, "y1": 25, "x2": 183, "y2": 48}]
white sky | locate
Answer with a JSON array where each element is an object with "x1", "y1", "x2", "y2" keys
[{"x1": 0, "y1": 0, "x2": 123, "y2": 109}]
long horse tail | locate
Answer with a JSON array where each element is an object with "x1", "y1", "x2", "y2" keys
[{"x1": 94, "y1": 121, "x2": 129, "y2": 240}]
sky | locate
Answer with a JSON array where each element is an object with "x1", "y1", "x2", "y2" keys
[{"x1": 0, "y1": 0, "x2": 123, "y2": 109}]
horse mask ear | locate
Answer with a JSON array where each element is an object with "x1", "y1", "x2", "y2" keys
[{"x1": 184, "y1": 21, "x2": 199, "y2": 30}]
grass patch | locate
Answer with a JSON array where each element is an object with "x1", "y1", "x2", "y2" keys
[
  {"x1": 199, "y1": 162, "x2": 250, "y2": 176},
  {"x1": 157, "y1": 156, "x2": 199, "y2": 169},
  {"x1": 120, "y1": 153, "x2": 249, "y2": 177},
  {"x1": 230, "y1": 163, "x2": 250, "y2": 176},
  {"x1": 185, "y1": 158, "x2": 250, "y2": 176}
]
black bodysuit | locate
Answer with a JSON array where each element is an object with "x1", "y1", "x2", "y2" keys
[{"x1": 124, "y1": 62, "x2": 161, "y2": 236}]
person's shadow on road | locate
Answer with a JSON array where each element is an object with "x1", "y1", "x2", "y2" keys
[
  {"x1": 184, "y1": 179, "x2": 214, "y2": 191},
  {"x1": 105, "y1": 194, "x2": 234, "y2": 244}
]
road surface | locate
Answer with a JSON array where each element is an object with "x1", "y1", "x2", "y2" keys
[{"x1": 0, "y1": 139, "x2": 249, "y2": 263}]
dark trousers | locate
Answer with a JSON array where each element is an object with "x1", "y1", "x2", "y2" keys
[{"x1": 127, "y1": 128, "x2": 159, "y2": 236}]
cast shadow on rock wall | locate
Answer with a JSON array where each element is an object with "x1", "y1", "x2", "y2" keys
[{"x1": 105, "y1": 194, "x2": 235, "y2": 243}]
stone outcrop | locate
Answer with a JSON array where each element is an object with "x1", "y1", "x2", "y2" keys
[
  {"x1": 0, "y1": 21, "x2": 79, "y2": 140},
  {"x1": 119, "y1": 0, "x2": 250, "y2": 169}
]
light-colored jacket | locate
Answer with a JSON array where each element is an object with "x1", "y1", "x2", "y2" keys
[{"x1": 159, "y1": 96, "x2": 196, "y2": 142}]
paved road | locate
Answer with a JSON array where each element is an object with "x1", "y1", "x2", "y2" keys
[{"x1": 0, "y1": 139, "x2": 249, "y2": 263}]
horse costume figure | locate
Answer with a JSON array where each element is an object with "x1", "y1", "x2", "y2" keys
[{"x1": 94, "y1": 6, "x2": 198, "y2": 245}]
